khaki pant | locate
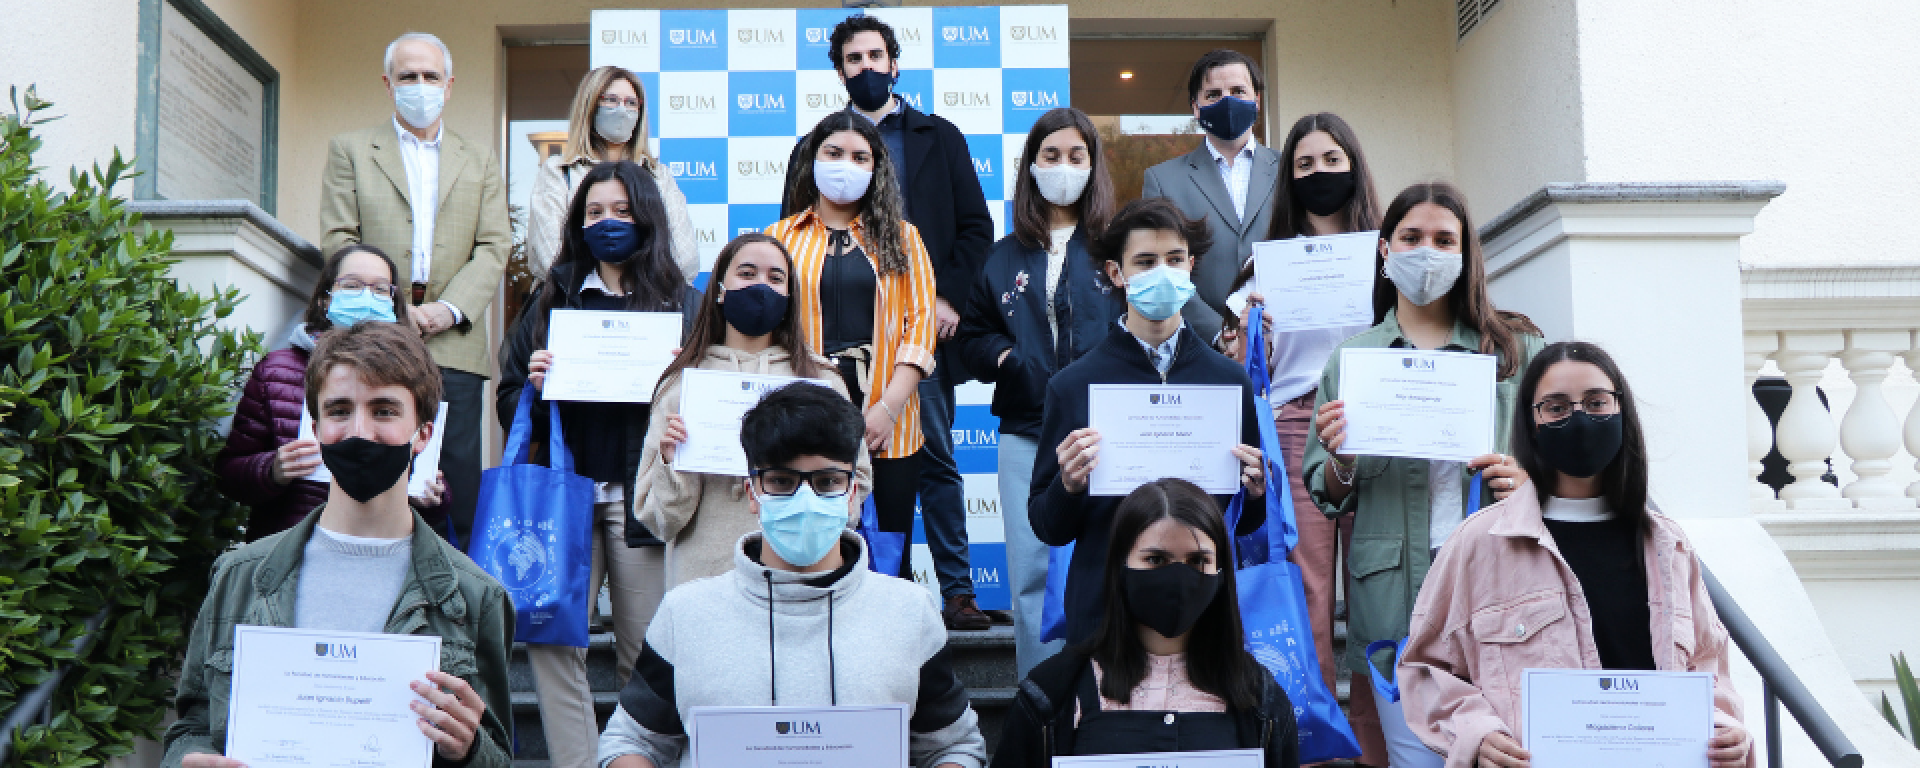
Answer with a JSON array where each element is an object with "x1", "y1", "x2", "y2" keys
[
  {"x1": 526, "y1": 502, "x2": 666, "y2": 768},
  {"x1": 1277, "y1": 394, "x2": 1386, "y2": 766}
]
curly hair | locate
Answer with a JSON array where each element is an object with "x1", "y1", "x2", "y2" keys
[{"x1": 786, "y1": 112, "x2": 912, "y2": 276}]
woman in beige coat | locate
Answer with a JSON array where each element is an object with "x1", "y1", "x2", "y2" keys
[
  {"x1": 526, "y1": 65, "x2": 699, "y2": 280},
  {"x1": 638, "y1": 233, "x2": 872, "y2": 586}
]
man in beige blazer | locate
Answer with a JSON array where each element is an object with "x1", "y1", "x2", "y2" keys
[{"x1": 320, "y1": 32, "x2": 509, "y2": 546}]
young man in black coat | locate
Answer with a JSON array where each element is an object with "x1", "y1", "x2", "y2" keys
[
  {"x1": 781, "y1": 15, "x2": 997, "y2": 629},
  {"x1": 1027, "y1": 197, "x2": 1269, "y2": 646}
]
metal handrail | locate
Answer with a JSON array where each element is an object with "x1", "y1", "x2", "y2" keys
[
  {"x1": 1701, "y1": 564, "x2": 1863, "y2": 768},
  {"x1": 0, "y1": 608, "x2": 111, "y2": 765}
]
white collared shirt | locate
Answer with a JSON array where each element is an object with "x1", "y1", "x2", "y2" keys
[
  {"x1": 1118, "y1": 315, "x2": 1180, "y2": 377},
  {"x1": 1204, "y1": 134, "x2": 1259, "y2": 224},
  {"x1": 393, "y1": 118, "x2": 462, "y2": 324},
  {"x1": 579, "y1": 267, "x2": 623, "y2": 296},
  {"x1": 394, "y1": 117, "x2": 442, "y2": 285}
]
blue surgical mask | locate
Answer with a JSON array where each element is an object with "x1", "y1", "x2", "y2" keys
[
  {"x1": 326, "y1": 288, "x2": 398, "y2": 328},
  {"x1": 583, "y1": 218, "x2": 647, "y2": 264},
  {"x1": 1123, "y1": 265, "x2": 1196, "y2": 322},
  {"x1": 757, "y1": 485, "x2": 849, "y2": 568},
  {"x1": 1195, "y1": 95, "x2": 1258, "y2": 142},
  {"x1": 393, "y1": 84, "x2": 446, "y2": 131}
]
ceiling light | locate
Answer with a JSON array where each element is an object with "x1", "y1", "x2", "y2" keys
[{"x1": 1119, "y1": 70, "x2": 1134, "y2": 80}]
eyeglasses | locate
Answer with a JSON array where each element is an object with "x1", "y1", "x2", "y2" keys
[
  {"x1": 1532, "y1": 390, "x2": 1621, "y2": 422},
  {"x1": 599, "y1": 95, "x2": 641, "y2": 109},
  {"x1": 751, "y1": 467, "x2": 855, "y2": 498},
  {"x1": 333, "y1": 278, "x2": 396, "y2": 298}
]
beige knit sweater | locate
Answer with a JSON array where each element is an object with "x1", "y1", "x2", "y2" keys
[
  {"x1": 525, "y1": 153, "x2": 701, "y2": 280},
  {"x1": 636, "y1": 344, "x2": 873, "y2": 587}
]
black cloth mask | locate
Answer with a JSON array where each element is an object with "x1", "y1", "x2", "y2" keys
[
  {"x1": 319, "y1": 436, "x2": 415, "y2": 503},
  {"x1": 1293, "y1": 170, "x2": 1356, "y2": 217},
  {"x1": 844, "y1": 68, "x2": 895, "y2": 113},
  {"x1": 1123, "y1": 563, "x2": 1222, "y2": 639},
  {"x1": 1533, "y1": 410, "x2": 1625, "y2": 479},
  {"x1": 721, "y1": 283, "x2": 790, "y2": 338}
]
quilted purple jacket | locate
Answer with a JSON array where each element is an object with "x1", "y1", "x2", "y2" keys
[{"x1": 217, "y1": 326, "x2": 446, "y2": 541}]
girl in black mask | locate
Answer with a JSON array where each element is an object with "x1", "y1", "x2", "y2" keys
[
  {"x1": 992, "y1": 478, "x2": 1299, "y2": 768},
  {"x1": 637, "y1": 233, "x2": 871, "y2": 587}
]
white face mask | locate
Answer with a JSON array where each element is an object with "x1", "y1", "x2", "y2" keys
[
  {"x1": 393, "y1": 83, "x2": 446, "y2": 130},
  {"x1": 1029, "y1": 163, "x2": 1091, "y2": 207},
  {"x1": 813, "y1": 160, "x2": 873, "y2": 205},
  {"x1": 594, "y1": 106, "x2": 640, "y2": 144},
  {"x1": 1383, "y1": 245, "x2": 1464, "y2": 307}
]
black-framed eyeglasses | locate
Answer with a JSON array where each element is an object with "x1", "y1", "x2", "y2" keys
[
  {"x1": 751, "y1": 468, "x2": 854, "y2": 498},
  {"x1": 1532, "y1": 390, "x2": 1621, "y2": 422},
  {"x1": 333, "y1": 277, "x2": 396, "y2": 298}
]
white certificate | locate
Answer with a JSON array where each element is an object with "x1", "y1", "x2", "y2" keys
[
  {"x1": 1253, "y1": 231, "x2": 1378, "y2": 332},
  {"x1": 297, "y1": 402, "x2": 448, "y2": 497},
  {"x1": 543, "y1": 309, "x2": 681, "y2": 403},
  {"x1": 1087, "y1": 384, "x2": 1241, "y2": 496},
  {"x1": 686, "y1": 704, "x2": 908, "y2": 768},
  {"x1": 675, "y1": 369, "x2": 835, "y2": 476},
  {"x1": 1522, "y1": 669, "x2": 1713, "y2": 768},
  {"x1": 1337, "y1": 348, "x2": 1497, "y2": 462},
  {"x1": 226, "y1": 625, "x2": 441, "y2": 768},
  {"x1": 1054, "y1": 750, "x2": 1264, "y2": 767}
]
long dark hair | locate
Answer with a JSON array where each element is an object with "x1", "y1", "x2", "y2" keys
[
  {"x1": 1085, "y1": 478, "x2": 1264, "y2": 710},
  {"x1": 304, "y1": 244, "x2": 415, "y2": 334},
  {"x1": 530, "y1": 161, "x2": 686, "y2": 341},
  {"x1": 1372, "y1": 181, "x2": 1539, "y2": 379},
  {"x1": 1266, "y1": 112, "x2": 1379, "y2": 241},
  {"x1": 655, "y1": 233, "x2": 824, "y2": 399},
  {"x1": 1512, "y1": 341, "x2": 1651, "y2": 529},
  {"x1": 784, "y1": 112, "x2": 911, "y2": 276},
  {"x1": 1011, "y1": 107, "x2": 1115, "y2": 251}
]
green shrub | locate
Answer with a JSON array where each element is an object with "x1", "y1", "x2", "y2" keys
[
  {"x1": 1882, "y1": 651, "x2": 1919, "y2": 747},
  {"x1": 1, "y1": 86, "x2": 256, "y2": 767}
]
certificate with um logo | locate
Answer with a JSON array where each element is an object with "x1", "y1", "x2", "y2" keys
[
  {"x1": 1087, "y1": 384, "x2": 1242, "y2": 496},
  {"x1": 226, "y1": 625, "x2": 442, "y2": 768},
  {"x1": 1522, "y1": 668, "x2": 1713, "y2": 768},
  {"x1": 686, "y1": 704, "x2": 908, "y2": 768}
]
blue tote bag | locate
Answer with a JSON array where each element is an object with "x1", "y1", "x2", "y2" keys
[
  {"x1": 469, "y1": 387, "x2": 595, "y2": 648},
  {"x1": 1228, "y1": 305, "x2": 1361, "y2": 763},
  {"x1": 1038, "y1": 542, "x2": 1074, "y2": 643},
  {"x1": 856, "y1": 496, "x2": 907, "y2": 576}
]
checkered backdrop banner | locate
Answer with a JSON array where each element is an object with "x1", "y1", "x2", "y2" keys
[{"x1": 591, "y1": 6, "x2": 1072, "y2": 609}]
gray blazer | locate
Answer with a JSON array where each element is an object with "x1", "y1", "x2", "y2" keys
[{"x1": 1141, "y1": 142, "x2": 1283, "y2": 342}]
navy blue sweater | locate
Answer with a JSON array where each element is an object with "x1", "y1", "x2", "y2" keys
[{"x1": 1027, "y1": 321, "x2": 1266, "y2": 644}]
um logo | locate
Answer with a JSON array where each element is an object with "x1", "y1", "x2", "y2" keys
[
  {"x1": 941, "y1": 25, "x2": 991, "y2": 43},
  {"x1": 1010, "y1": 91, "x2": 1060, "y2": 109},
  {"x1": 737, "y1": 28, "x2": 784, "y2": 44},
  {"x1": 897, "y1": 91, "x2": 923, "y2": 109},
  {"x1": 669, "y1": 161, "x2": 718, "y2": 179},
  {"x1": 971, "y1": 157, "x2": 992, "y2": 174},
  {"x1": 897, "y1": 26, "x2": 922, "y2": 42},
  {"x1": 1598, "y1": 677, "x2": 1639, "y2": 691},
  {"x1": 668, "y1": 29, "x2": 717, "y2": 46},
  {"x1": 1148, "y1": 393, "x2": 1183, "y2": 405},
  {"x1": 314, "y1": 643, "x2": 357, "y2": 659},
  {"x1": 943, "y1": 91, "x2": 991, "y2": 108},
  {"x1": 735, "y1": 160, "x2": 787, "y2": 177},
  {"x1": 805, "y1": 28, "x2": 828, "y2": 44},
  {"x1": 668, "y1": 95, "x2": 717, "y2": 112},
  {"x1": 1402, "y1": 357, "x2": 1436, "y2": 371},
  {"x1": 737, "y1": 93, "x2": 785, "y2": 111},
  {"x1": 806, "y1": 93, "x2": 848, "y2": 110},
  {"x1": 696, "y1": 229, "x2": 719, "y2": 244},
  {"x1": 773, "y1": 721, "x2": 822, "y2": 735},
  {"x1": 1008, "y1": 25, "x2": 1058, "y2": 41},
  {"x1": 601, "y1": 30, "x2": 648, "y2": 45}
]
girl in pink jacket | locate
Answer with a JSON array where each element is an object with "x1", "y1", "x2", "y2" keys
[{"x1": 1397, "y1": 341, "x2": 1754, "y2": 768}]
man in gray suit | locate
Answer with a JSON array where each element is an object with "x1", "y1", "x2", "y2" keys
[{"x1": 1142, "y1": 49, "x2": 1282, "y2": 342}]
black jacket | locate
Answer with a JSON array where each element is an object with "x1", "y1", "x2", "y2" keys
[
  {"x1": 954, "y1": 230, "x2": 1123, "y2": 438},
  {"x1": 496, "y1": 260, "x2": 702, "y2": 546},
  {"x1": 1028, "y1": 322, "x2": 1265, "y2": 644},
  {"x1": 784, "y1": 104, "x2": 994, "y2": 382},
  {"x1": 989, "y1": 650, "x2": 1300, "y2": 768}
]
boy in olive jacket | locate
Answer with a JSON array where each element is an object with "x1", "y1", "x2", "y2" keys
[{"x1": 163, "y1": 322, "x2": 514, "y2": 768}]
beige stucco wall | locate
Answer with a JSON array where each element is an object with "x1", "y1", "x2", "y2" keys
[
  {"x1": 0, "y1": 0, "x2": 141, "y2": 196},
  {"x1": 1574, "y1": 0, "x2": 1920, "y2": 266},
  {"x1": 1449, "y1": 0, "x2": 1586, "y2": 220}
]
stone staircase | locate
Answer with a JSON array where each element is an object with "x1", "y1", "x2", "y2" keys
[{"x1": 509, "y1": 610, "x2": 1353, "y2": 767}]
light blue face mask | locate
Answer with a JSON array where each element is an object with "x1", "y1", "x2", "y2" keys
[
  {"x1": 757, "y1": 484, "x2": 849, "y2": 568},
  {"x1": 326, "y1": 288, "x2": 398, "y2": 328},
  {"x1": 1124, "y1": 265, "x2": 1196, "y2": 322},
  {"x1": 393, "y1": 83, "x2": 445, "y2": 130}
]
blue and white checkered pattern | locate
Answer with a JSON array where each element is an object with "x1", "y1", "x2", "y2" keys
[{"x1": 592, "y1": 7, "x2": 1071, "y2": 608}]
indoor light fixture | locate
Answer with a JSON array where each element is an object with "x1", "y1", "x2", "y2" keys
[{"x1": 1119, "y1": 70, "x2": 1134, "y2": 80}]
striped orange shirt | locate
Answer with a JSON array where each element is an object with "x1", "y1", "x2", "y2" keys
[{"x1": 766, "y1": 208, "x2": 938, "y2": 459}]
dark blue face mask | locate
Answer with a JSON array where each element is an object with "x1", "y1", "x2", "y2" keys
[
  {"x1": 844, "y1": 67, "x2": 896, "y2": 112},
  {"x1": 1196, "y1": 95, "x2": 1258, "y2": 142},
  {"x1": 721, "y1": 283, "x2": 789, "y2": 338},
  {"x1": 583, "y1": 218, "x2": 647, "y2": 264}
]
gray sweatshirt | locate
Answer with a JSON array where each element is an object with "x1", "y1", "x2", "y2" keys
[{"x1": 597, "y1": 532, "x2": 986, "y2": 768}]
